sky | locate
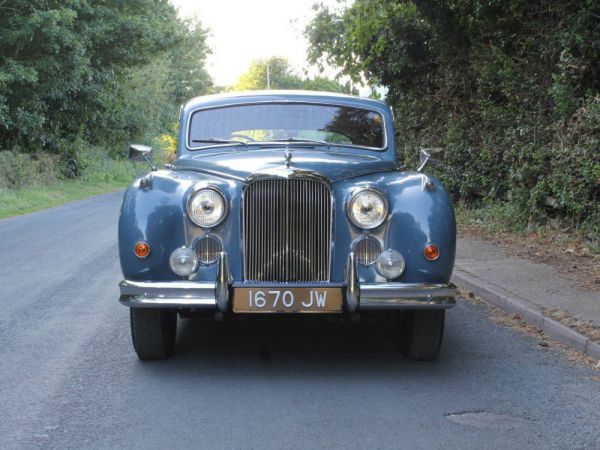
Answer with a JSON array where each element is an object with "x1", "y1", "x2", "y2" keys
[{"x1": 170, "y1": 0, "x2": 346, "y2": 87}]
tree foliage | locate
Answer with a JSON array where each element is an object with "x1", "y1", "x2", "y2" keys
[
  {"x1": 233, "y1": 56, "x2": 357, "y2": 94},
  {"x1": 307, "y1": 0, "x2": 600, "y2": 236},
  {"x1": 0, "y1": 0, "x2": 212, "y2": 178}
]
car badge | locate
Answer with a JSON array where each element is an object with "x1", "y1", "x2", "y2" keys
[{"x1": 284, "y1": 147, "x2": 292, "y2": 168}]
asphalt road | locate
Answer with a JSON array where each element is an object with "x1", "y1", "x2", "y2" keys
[{"x1": 1, "y1": 191, "x2": 599, "y2": 449}]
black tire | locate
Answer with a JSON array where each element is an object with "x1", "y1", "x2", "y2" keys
[
  {"x1": 130, "y1": 308, "x2": 177, "y2": 360},
  {"x1": 397, "y1": 310, "x2": 445, "y2": 361}
]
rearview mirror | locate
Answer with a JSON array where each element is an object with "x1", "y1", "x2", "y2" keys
[
  {"x1": 129, "y1": 144, "x2": 155, "y2": 171},
  {"x1": 417, "y1": 147, "x2": 445, "y2": 172}
]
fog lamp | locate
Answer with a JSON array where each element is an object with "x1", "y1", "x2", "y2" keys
[
  {"x1": 375, "y1": 249, "x2": 405, "y2": 280},
  {"x1": 169, "y1": 247, "x2": 198, "y2": 277}
]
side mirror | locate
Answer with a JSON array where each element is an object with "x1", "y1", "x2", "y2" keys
[
  {"x1": 417, "y1": 147, "x2": 445, "y2": 172},
  {"x1": 129, "y1": 144, "x2": 152, "y2": 161},
  {"x1": 129, "y1": 144, "x2": 155, "y2": 171}
]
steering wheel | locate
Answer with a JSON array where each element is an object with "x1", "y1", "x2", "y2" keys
[{"x1": 230, "y1": 133, "x2": 256, "y2": 142}]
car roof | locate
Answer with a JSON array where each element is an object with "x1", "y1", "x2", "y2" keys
[{"x1": 182, "y1": 90, "x2": 389, "y2": 113}]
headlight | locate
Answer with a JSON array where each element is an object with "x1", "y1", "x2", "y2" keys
[
  {"x1": 347, "y1": 189, "x2": 387, "y2": 229},
  {"x1": 188, "y1": 188, "x2": 227, "y2": 228}
]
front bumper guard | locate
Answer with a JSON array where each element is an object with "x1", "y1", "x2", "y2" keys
[{"x1": 119, "y1": 252, "x2": 456, "y2": 312}]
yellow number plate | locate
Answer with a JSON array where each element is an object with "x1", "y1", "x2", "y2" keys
[{"x1": 232, "y1": 287, "x2": 343, "y2": 313}]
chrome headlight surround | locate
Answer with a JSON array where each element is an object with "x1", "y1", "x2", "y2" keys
[
  {"x1": 187, "y1": 187, "x2": 228, "y2": 228},
  {"x1": 346, "y1": 188, "x2": 388, "y2": 230}
]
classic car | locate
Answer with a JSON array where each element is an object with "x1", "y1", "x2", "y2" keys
[{"x1": 119, "y1": 90, "x2": 456, "y2": 361}]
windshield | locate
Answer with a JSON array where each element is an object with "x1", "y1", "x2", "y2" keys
[{"x1": 187, "y1": 103, "x2": 386, "y2": 150}]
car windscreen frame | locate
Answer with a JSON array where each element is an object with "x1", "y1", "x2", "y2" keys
[{"x1": 185, "y1": 101, "x2": 388, "y2": 152}]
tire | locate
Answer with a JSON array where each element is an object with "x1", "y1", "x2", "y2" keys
[
  {"x1": 397, "y1": 310, "x2": 445, "y2": 361},
  {"x1": 130, "y1": 308, "x2": 177, "y2": 360}
]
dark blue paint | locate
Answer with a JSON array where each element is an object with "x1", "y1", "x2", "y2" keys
[{"x1": 119, "y1": 91, "x2": 455, "y2": 285}]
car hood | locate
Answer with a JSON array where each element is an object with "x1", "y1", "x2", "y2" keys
[{"x1": 173, "y1": 147, "x2": 398, "y2": 182}]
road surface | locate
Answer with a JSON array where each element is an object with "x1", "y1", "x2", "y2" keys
[{"x1": 1, "y1": 192, "x2": 599, "y2": 449}]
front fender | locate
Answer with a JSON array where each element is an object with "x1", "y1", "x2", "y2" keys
[
  {"x1": 331, "y1": 171, "x2": 455, "y2": 284},
  {"x1": 118, "y1": 170, "x2": 242, "y2": 281}
]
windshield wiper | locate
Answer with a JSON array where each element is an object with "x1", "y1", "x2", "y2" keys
[
  {"x1": 191, "y1": 138, "x2": 247, "y2": 146},
  {"x1": 265, "y1": 138, "x2": 330, "y2": 145}
]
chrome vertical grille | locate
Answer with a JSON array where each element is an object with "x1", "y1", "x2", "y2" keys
[{"x1": 243, "y1": 178, "x2": 332, "y2": 282}]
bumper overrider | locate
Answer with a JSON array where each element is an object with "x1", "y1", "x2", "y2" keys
[{"x1": 119, "y1": 252, "x2": 456, "y2": 312}]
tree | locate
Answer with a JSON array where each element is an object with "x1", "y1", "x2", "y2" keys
[
  {"x1": 112, "y1": 16, "x2": 214, "y2": 148},
  {"x1": 233, "y1": 56, "x2": 357, "y2": 94},
  {"x1": 0, "y1": 0, "x2": 211, "y2": 156},
  {"x1": 234, "y1": 57, "x2": 301, "y2": 91},
  {"x1": 166, "y1": 17, "x2": 213, "y2": 105}
]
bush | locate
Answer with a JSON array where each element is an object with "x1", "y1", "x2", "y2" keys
[{"x1": 0, "y1": 150, "x2": 58, "y2": 189}]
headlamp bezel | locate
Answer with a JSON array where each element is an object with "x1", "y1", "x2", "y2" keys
[
  {"x1": 187, "y1": 187, "x2": 228, "y2": 228},
  {"x1": 346, "y1": 187, "x2": 388, "y2": 230}
]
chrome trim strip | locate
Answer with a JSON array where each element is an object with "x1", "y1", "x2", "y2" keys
[
  {"x1": 185, "y1": 101, "x2": 389, "y2": 152},
  {"x1": 246, "y1": 167, "x2": 332, "y2": 189},
  {"x1": 231, "y1": 282, "x2": 344, "y2": 288}
]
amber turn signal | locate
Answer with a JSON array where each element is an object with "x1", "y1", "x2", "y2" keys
[
  {"x1": 134, "y1": 242, "x2": 150, "y2": 258},
  {"x1": 424, "y1": 244, "x2": 439, "y2": 261}
]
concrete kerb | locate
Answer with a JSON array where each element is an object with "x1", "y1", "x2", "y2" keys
[
  {"x1": 586, "y1": 340, "x2": 600, "y2": 361},
  {"x1": 452, "y1": 267, "x2": 600, "y2": 361}
]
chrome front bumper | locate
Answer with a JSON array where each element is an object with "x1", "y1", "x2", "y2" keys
[{"x1": 119, "y1": 252, "x2": 456, "y2": 312}]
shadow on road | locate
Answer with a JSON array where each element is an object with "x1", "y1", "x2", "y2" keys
[{"x1": 138, "y1": 314, "x2": 463, "y2": 380}]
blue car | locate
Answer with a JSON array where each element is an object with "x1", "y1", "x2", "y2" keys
[{"x1": 119, "y1": 91, "x2": 456, "y2": 360}]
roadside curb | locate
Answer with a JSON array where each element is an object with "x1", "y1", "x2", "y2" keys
[{"x1": 452, "y1": 266, "x2": 600, "y2": 361}]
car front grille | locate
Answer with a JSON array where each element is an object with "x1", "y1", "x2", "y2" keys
[{"x1": 243, "y1": 177, "x2": 332, "y2": 282}]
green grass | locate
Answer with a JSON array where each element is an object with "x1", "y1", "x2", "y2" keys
[
  {"x1": 0, "y1": 136, "x2": 173, "y2": 220},
  {"x1": 455, "y1": 202, "x2": 600, "y2": 254},
  {"x1": 0, "y1": 148, "x2": 146, "y2": 219},
  {"x1": 454, "y1": 201, "x2": 539, "y2": 233},
  {"x1": 0, "y1": 179, "x2": 131, "y2": 219}
]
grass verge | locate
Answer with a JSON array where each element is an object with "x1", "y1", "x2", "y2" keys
[
  {"x1": 455, "y1": 203, "x2": 599, "y2": 254},
  {"x1": 0, "y1": 179, "x2": 130, "y2": 219},
  {"x1": 455, "y1": 202, "x2": 600, "y2": 291},
  {"x1": 0, "y1": 138, "x2": 174, "y2": 220}
]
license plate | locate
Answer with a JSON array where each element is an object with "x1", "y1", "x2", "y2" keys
[{"x1": 232, "y1": 287, "x2": 343, "y2": 313}]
